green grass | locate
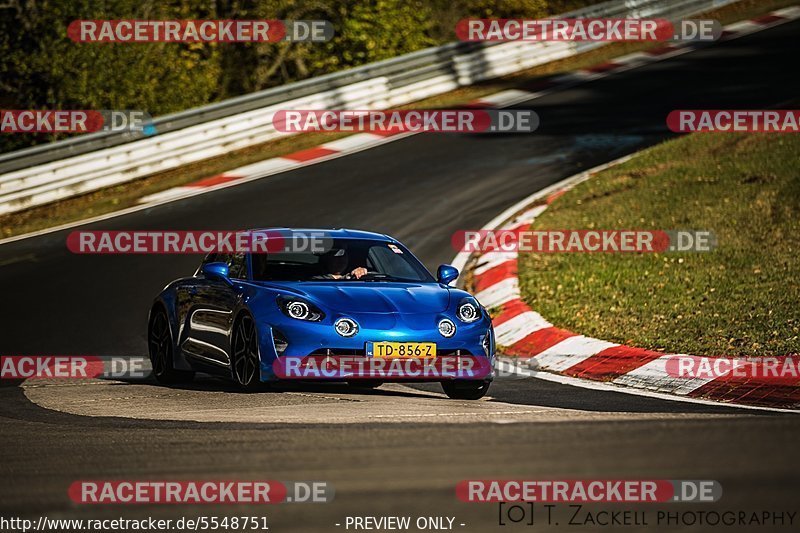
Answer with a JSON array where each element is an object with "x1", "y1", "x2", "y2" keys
[
  {"x1": 517, "y1": 133, "x2": 800, "y2": 357},
  {"x1": 1, "y1": 0, "x2": 796, "y2": 239}
]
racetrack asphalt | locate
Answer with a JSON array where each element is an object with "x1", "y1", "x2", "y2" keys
[{"x1": 1, "y1": 20, "x2": 799, "y2": 532}]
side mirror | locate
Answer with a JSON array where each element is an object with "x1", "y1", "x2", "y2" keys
[
  {"x1": 437, "y1": 264, "x2": 459, "y2": 285},
  {"x1": 202, "y1": 262, "x2": 230, "y2": 283}
]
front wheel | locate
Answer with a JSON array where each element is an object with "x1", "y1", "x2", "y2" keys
[
  {"x1": 231, "y1": 314, "x2": 264, "y2": 392},
  {"x1": 441, "y1": 380, "x2": 490, "y2": 400},
  {"x1": 148, "y1": 308, "x2": 194, "y2": 384}
]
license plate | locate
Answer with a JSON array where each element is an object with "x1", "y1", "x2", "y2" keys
[{"x1": 366, "y1": 342, "x2": 436, "y2": 358}]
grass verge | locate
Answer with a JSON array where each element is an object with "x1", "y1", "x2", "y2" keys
[
  {"x1": 1, "y1": 0, "x2": 797, "y2": 239},
  {"x1": 517, "y1": 132, "x2": 800, "y2": 357}
]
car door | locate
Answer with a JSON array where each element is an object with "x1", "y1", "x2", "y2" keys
[{"x1": 181, "y1": 253, "x2": 244, "y2": 368}]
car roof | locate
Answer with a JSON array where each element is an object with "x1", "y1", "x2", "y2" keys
[{"x1": 247, "y1": 227, "x2": 395, "y2": 242}]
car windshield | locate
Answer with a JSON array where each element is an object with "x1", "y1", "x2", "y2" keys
[{"x1": 250, "y1": 238, "x2": 435, "y2": 282}]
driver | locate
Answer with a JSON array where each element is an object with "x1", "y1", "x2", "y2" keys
[{"x1": 313, "y1": 248, "x2": 368, "y2": 280}]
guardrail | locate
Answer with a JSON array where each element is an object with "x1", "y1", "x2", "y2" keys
[{"x1": 0, "y1": 0, "x2": 738, "y2": 215}]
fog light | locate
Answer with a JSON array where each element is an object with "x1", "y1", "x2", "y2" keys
[
  {"x1": 335, "y1": 318, "x2": 358, "y2": 337},
  {"x1": 438, "y1": 318, "x2": 456, "y2": 338},
  {"x1": 272, "y1": 329, "x2": 288, "y2": 355},
  {"x1": 482, "y1": 331, "x2": 492, "y2": 356}
]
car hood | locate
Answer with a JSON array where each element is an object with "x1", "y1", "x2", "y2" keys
[{"x1": 267, "y1": 282, "x2": 451, "y2": 314}]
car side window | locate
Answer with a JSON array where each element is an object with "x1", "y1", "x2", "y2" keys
[{"x1": 228, "y1": 253, "x2": 247, "y2": 280}]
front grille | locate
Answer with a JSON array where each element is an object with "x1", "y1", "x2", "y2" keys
[{"x1": 309, "y1": 348, "x2": 367, "y2": 356}]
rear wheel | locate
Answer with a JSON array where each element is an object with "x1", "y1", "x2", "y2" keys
[
  {"x1": 441, "y1": 380, "x2": 490, "y2": 400},
  {"x1": 231, "y1": 314, "x2": 263, "y2": 391},
  {"x1": 148, "y1": 308, "x2": 194, "y2": 384}
]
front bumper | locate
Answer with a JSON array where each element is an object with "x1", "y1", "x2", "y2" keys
[{"x1": 256, "y1": 316, "x2": 495, "y2": 382}]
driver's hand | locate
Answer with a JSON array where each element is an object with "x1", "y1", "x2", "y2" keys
[{"x1": 351, "y1": 267, "x2": 368, "y2": 279}]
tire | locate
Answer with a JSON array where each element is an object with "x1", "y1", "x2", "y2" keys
[
  {"x1": 348, "y1": 380, "x2": 384, "y2": 389},
  {"x1": 441, "y1": 380, "x2": 490, "y2": 400},
  {"x1": 148, "y1": 307, "x2": 194, "y2": 384},
  {"x1": 231, "y1": 314, "x2": 264, "y2": 392}
]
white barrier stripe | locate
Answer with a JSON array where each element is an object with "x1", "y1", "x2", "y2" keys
[
  {"x1": 552, "y1": 71, "x2": 596, "y2": 84},
  {"x1": 474, "y1": 276, "x2": 519, "y2": 309},
  {"x1": 534, "y1": 335, "x2": 618, "y2": 372},
  {"x1": 724, "y1": 20, "x2": 762, "y2": 33},
  {"x1": 504, "y1": 205, "x2": 548, "y2": 228},
  {"x1": 318, "y1": 133, "x2": 386, "y2": 152},
  {"x1": 495, "y1": 311, "x2": 553, "y2": 346},
  {"x1": 137, "y1": 159, "x2": 299, "y2": 204},
  {"x1": 499, "y1": 358, "x2": 798, "y2": 413},
  {"x1": 473, "y1": 253, "x2": 517, "y2": 276},
  {"x1": 612, "y1": 355, "x2": 751, "y2": 395},
  {"x1": 773, "y1": 6, "x2": 800, "y2": 18},
  {"x1": 473, "y1": 89, "x2": 535, "y2": 107},
  {"x1": 231, "y1": 157, "x2": 301, "y2": 178},
  {"x1": 612, "y1": 52, "x2": 652, "y2": 67},
  {"x1": 502, "y1": 221, "x2": 533, "y2": 234},
  {"x1": 471, "y1": 204, "x2": 545, "y2": 275},
  {"x1": 613, "y1": 355, "x2": 713, "y2": 395},
  {"x1": 138, "y1": 188, "x2": 196, "y2": 204}
]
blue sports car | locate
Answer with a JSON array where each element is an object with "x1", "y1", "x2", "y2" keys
[{"x1": 148, "y1": 228, "x2": 495, "y2": 399}]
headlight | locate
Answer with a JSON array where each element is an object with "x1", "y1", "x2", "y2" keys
[
  {"x1": 438, "y1": 318, "x2": 456, "y2": 338},
  {"x1": 334, "y1": 318, "x2": 359, "y2": 337},
  {"x1": 457, "y1": 298, "x2": 481, "y2": 323},
  {"x1": 277, "y1": 296, "x2": 324, "y2": 321},
  {"x1": 287, "y1": 301, "x2": 310, "y2": 319}
]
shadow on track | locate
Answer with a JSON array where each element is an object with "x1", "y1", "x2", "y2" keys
[
  {"x1": 408, "y1": 375, "x2": 789, "y2": 416},
  {"x1": 103, "y1": 373, "x2": 440, "y2": 400}
]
